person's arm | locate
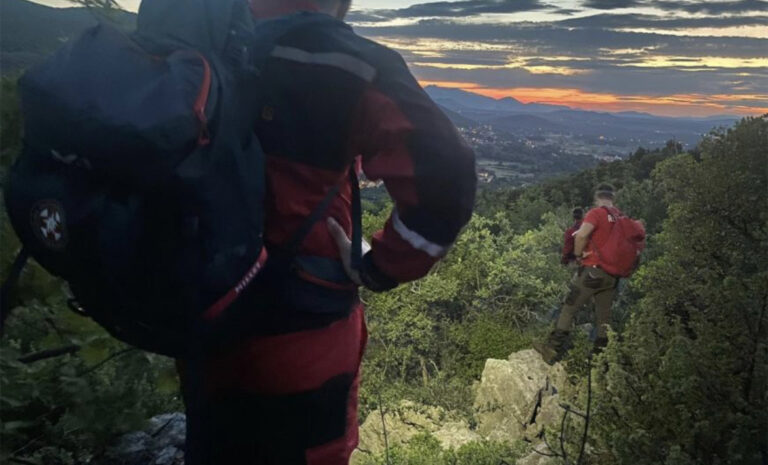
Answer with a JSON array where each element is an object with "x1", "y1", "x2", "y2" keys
[
  {"x1": 332, "y1": 53, "x2": 476, "y2": 291},
  {"x1": 574, "y1": 222, "x2": 595, "y2": 258}
]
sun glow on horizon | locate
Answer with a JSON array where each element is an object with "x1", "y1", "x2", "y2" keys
[{"x1": 419, "y1": 81, "x2": 768, "y2": 117}]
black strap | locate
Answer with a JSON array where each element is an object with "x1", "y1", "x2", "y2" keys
[
  {"x1": 349, "y1": 169, "x2": 363, "y2": 272},
  {"x1": 0, "y1": 248, "x2": 30, "y2": 335},
  {"x1": 286, "y1": 184, "x2": 341, "y2": 256},
  {"x1": 285, "y1": 167, "x2": 363, "y2": 270}
]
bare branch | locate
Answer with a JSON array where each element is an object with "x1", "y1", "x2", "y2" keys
[
  {"x1": 577, "y1": 354, "x2": 594, "y2": 465},
  {"x1": 559, "y1": 408, "x2": 570, "y2": 465},
  {"x1": 78, "y1": 348, "x2": 136, "y2": 377},
  {"x1": 18, "y1": 345, "x2": 80, "y2": 364}
]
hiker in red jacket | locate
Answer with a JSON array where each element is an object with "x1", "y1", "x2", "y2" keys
[
  {"x1": 181, "y1": 0, "x2": 477, "y2": 463},
  {"x1": 534, "y1": 185, "x2": 629, "y2": 365},
  {"x1": 561, "y1": 207, "x2": 584, "y2": 265}
]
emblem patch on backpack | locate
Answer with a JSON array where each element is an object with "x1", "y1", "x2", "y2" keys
[{"x1": 30, "y1": 200, "x2": 68, "y2": 250}]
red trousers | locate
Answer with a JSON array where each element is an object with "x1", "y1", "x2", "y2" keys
[{"x1": 182, "y1": 304, "x2": 367, "y2": 465}]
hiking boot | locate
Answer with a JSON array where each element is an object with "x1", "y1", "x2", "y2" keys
[
  {"x1": 533, "y1": 330, "x2": 570, "y2": 365},
  {"x1": 592, "y1": 337, "x2": 608, "y2": 355},
  {"x1": 533, "y1": 341, "x2": 559, "y2": 365}
]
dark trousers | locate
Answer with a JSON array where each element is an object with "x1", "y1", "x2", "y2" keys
[
  {"x1": 181, "y1": 304, "x2": 367, "y2": 465},
  {"x1": 556, "y1": 266, "x2": 617, "y2": 340}
]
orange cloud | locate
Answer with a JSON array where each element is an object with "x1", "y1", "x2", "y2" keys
[{"x1": 420, "y1": 81, "x2": 768, "y2": 117}]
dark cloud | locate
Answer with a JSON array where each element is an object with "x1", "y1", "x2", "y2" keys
[
  {"x1": 653, "y1": 0, "x2": 768, "y2": 14},
  {"x1": 559, "y1": 13, "x2": 768, "y2": 29},
  {"x1": 349, "y1": 0, "x2": 548, "y2": 20},
  {"x1": 409, "y1": 62, "x2": 768, "y2": 97},
  {"x1": 347, "y1": 1, "x2": 767, "y2": 110},
  {"x1": 356, "y1": 22, "x2": 768, "y2": 58},
  {"x1": 346, "y1": 11, "x2": 391, "y2": 22},
  {"x1": 581, "y1": 0, "x2": 639, "y2": 10},
  {"x1": 549, "y1": 7, "x2": 581, "y2": 14},
  {"x1": 580, "y1": 0, "x2": 768, "y2": 12},
  {"x1": 395, "y1": 0, "x2": 546, "y2": 16}
]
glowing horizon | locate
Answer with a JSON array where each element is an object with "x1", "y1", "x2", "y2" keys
[{"x1": 419, "y1": 81, "x2": 767, "y2": 117}]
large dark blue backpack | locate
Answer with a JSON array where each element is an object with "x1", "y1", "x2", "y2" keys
[{"x1": 1, "y1": 0, "x2": 332, "y2": 357}]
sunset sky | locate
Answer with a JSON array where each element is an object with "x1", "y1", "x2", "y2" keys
[{"x1": 36, "y1": 0, "x2": 768, "y2": 117}]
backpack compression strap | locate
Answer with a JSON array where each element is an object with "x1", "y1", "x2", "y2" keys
[
  {"x1": 0, "y1": 248, "x2": 30, "y2": 335},
  {"x1": 284, "y1": 168, "x2": 363, "y2": 272},
  {"x1": 349, "y1": 169, "x2": 363, "y2": 271},
  {"x1": 202, "y1": 247, "x2": 269, "y2": 321}
]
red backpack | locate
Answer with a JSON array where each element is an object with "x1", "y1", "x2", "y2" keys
[{"x1": 592, "y1": 207, "x2": 646, "y2": 277}]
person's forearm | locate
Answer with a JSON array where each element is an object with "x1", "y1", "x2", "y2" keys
[{"x1": 574, "y1": 235, "x2": 588, "y2": 257}]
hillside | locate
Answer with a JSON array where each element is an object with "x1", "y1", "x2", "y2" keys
[{"x1": 0, "y1": 0, "x2": 135, "y2": 73}]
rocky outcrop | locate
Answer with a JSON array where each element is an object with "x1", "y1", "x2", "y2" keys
[
  {"x1": 99, "y1": 349, "x2": 570, "y2": 464},
  {"x1": 474, "y1": 349, "x2": 567, "y2": 443},
  {"x1": 351, "y1": 400, "x2": 480, "y2": 464},
  {"x1": 352, "y1": 349, "x2": 568, "y2": 462},
  {"x1": 92, "y1": 413, "x2": 185, "y2": 465},
  {"x1": 516, "y1": 444, "x2": 559, "y2": 465}
]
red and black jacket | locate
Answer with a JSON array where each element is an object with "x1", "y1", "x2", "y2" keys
[{"x1": 251, "y1": 5, "x2": 477, "y2": 295}]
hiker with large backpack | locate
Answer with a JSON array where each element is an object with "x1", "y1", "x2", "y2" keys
[
  {"x1": 1, "y1": 0, "x2": 476, "y2": 462},
  {"x1": 534, "y1": 184, "x2": 645, "y2": 365}
]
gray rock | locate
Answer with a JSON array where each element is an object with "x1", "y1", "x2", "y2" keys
[
  {"x1": 93, "y1": 413, "x2": 186, "y2": 465},
  {"x1": 474, "y1": 349, "x2": 567, "y2": 442},
  {"x1": 351, "y1": 401, "x2": 480, "y2": 464},
  {"x1": 516, "y1": 444, "x2": 559, "y2": 465}
]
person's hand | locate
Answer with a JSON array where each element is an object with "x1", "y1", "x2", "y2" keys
[
  {"x1": 575, "y1": 250, "x2": 591, "y2": 264},
  {"x1": 327, "y1": 217, "x2": 371, "y2": 286}
]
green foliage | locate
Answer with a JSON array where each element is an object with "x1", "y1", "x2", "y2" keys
[
  {"x1": 359, "y1": 210, "x2": 571, "y2": 420},
  {"x1": 1, "y1": 77, "x2": 22, "y2": 175},
  {"x1": 593, "y1": 117, "x2": 768, "y2": 464},
  {"x1": 358, "y1": 433, "x2": 528, "y2": 465},
  {"x1": 359, "y1": 134, "x2": 684, "y2": 435}
]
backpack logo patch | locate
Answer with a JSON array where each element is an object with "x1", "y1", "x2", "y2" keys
[{"x1": 31, "y1": 200, "x2": 68, "y2": 250}]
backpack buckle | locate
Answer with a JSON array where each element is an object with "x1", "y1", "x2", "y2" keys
[{"x1": 225, "y1": 30, "x2": 260, "y2": 75}]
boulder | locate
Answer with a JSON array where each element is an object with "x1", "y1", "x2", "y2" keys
[
  {"x1": 516, "y1": 443, "x2": 559, "y2": 465},
  {"x1": 93, "y1": 413, "x2": 186, "y2": 465},
  {"x1": 352, "y1": 400, "x2": 480, "y2": 464},
  {"x1": 474, "y1": 349, "x2": 567, "y2": 443}
]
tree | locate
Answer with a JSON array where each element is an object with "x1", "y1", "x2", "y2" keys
[{"x1": 593, "y1": 117, "x2": 768, "y2": 465}]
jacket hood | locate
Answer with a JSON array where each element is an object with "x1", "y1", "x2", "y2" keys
[{"x1": 136, "y1": 0, "x2": 253, "y2": 53}]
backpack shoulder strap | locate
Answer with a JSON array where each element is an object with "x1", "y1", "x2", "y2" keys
[
  {"x1": 600, "y1": 205, "x2": 624, "y2": 221},
  {"x1": 285, "y1": 168, "x2": 363, "y2": 272}
]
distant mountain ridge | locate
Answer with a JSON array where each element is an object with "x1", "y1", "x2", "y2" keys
[
  {"x1": 424, "y1": 85, "x2": 738, "y2": 122},
  {"x1": 424, "y1": 85, "x2": 739, "y2": 146},
  {"x1": 425, "y1": 85, "x2": 571, "y2": 114}
]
